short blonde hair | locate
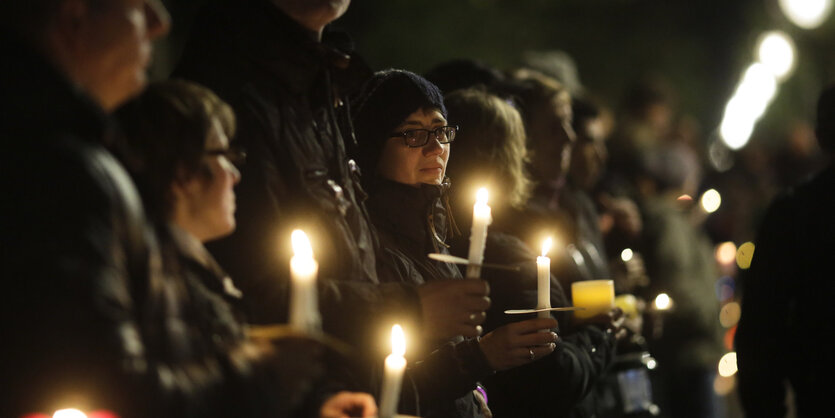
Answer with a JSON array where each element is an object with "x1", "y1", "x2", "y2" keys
[{"x1": 445, "y1": 88, "x2": 532, "y2": 209}]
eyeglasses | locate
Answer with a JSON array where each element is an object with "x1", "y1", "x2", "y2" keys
[
  {"x1": 205, "y1": 147, "x2": 247, "y2": 166},
  {"x1": 389, "y1": 125, "x2": 458, "y2": 148}
]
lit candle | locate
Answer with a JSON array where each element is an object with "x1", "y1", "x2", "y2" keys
[
  {"x1": 537, "y1": 237, "x2": 552, "y2": 319},
  {"x1": 379, "y1": 324, "x2": 407, "y2": 418},
  {"x1": 571, "y1": 279, "x2": 615, "y2": 319},
  {"x1": 467, "y1": 188, "x2": 492, "y2": 278},
  {"x1": 289, "y1": 229, "x2": 321, "y2": 333}
]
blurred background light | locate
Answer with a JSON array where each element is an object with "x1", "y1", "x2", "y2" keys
[
  {"x1": 714, "y1": 374, "x2": 737, "y2": 396},
  {"x1": 756, "y1": 31, "x2": 796, "y2": 80},
  {"x1": 720, "y1": 301, "x2": 742, "y2": 328},
  {"x1": 779, "y1": 0, "x2": 833, "y2": 29},
  {"x1": 620, "y1": 248, "x2": 634, "y2": 262},
  {"x1": 718, "y1": 351, "x2": 738, "y2": 377},
  {"x1": 715, "y1": 276, "x2": 736, "y2": 302},
  {"x1": 53, "y1": 410, "x2": 87, "y2": 418},
  {"x1": 654, "y1": 293, "x2": 672, "y2": 310},
  {"x1": 701, "y1": 189, "x2": 722, "y2": 213},
  {"x1": 715, "y1": 241, "x2": 738, "y2": 265},
  {"x1": 736, "y1": 242, "x2": 756, "y2": 269}
]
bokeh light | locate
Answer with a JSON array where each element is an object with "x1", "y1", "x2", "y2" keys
[
  {"x1": 779, "y1": 0, "x2": 833, "y2": 29},
  {"x1": 720, "y1": 301, "x2": 742, "y2": 328},
  {"x1": 714, "y1": 374, "x2": 737, "y2": 396},
  {"x1": 701, "y1": 189, "x2": 722, "y2": 213},
  {"x1": 757, "y1": 31, "x2": 796, "y2": 80},
  {"x1": 715, "y1": 241, "x2": 737, "y2": 265},
  {"x1": 654, "y1": 293, "x2": 672, "y2": 310},
  {"x1": 718, "y1": 351, "x2": 738, "y2": 377},
  {"x1": 737, "y1": 242, "x2": 756, "y2": 269},
  {"x1": 621, "y1": 248, "x2": 634, "y2": 262},
  {"x1": 53, "y1": 410, "x2": 87, "y2": 418},
  {"x1": 724, "y1": 325, "x2": 738, "y2": 351},
  {"x1": 715, "y1": 276, "x2": 735, "y2": 302},
  {"x1": 719, "y1": 63, "x2": 778, "y2": 150}
]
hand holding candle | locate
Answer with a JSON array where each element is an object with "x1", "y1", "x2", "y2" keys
[
  {"x1": 289, "y1": 229, "x2": 321, "y2": 333},
  {"x1": 537, "y1": 237, "x2": 552, "y2": 319},
  {"x1": 467, "y1": 187, "x2": 492, "y2": 279},
  {"x1": 379, "y1": 324, "x2": 407, "y2": 418}
]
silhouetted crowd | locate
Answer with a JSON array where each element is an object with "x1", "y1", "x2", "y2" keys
[{"x1": 2, "y1": 1, "x2": 833, "y2": 418}]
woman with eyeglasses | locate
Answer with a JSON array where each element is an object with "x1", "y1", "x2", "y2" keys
[
  {"x1": 351, "y1": 69, "x2": 558, "y2": 418},
  {"x1": 115, "y1": 79, "x2": 379, "y2": 418}
]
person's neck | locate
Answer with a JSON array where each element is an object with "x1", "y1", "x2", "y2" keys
[{"x1": 270, "y1": 1, "x2": 330, "y2": 41}]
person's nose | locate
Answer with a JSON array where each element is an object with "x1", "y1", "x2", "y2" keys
[
  {"x1": 144, "y1": 0, "x2": 171, "y2": 40},
  {"x1": 229, "y1": 163, "x2": 241, "y2": 185},
  {"x1": 422, "y1": 137, "x2": 444, "y2": 156}
]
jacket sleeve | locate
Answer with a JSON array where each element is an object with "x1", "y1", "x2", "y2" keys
[
  {"x1": 735, "y1": 195, "x2": 794, "y2": 417},
  {"x1": 476, "y1": 232, "x2": 618, "y2": 415}
]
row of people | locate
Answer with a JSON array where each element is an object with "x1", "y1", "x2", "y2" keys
[{"x1": 1, "y1": 0, "x2": 649, "y2": 417}]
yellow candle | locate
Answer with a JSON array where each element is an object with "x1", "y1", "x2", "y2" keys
[
  {"x1": 537, "y1": 237, "x2": 552, "y2": 319},
  {"x1": 289, "y1": 229, "x2": 320, "y2": 333},
  {"x1": 467, "y1": 187, "x2": 492, "y2": 278},
  {"x1": 571, "y1": 279, "x2": 615, "y2": 319},
  {"x1": 379, "y1": 324, "x2": 407, "y2": 418}
]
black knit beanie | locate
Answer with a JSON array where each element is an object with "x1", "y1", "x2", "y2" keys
[{"x1": 351, "y1": 69, "x2": 447, "y2": 186}]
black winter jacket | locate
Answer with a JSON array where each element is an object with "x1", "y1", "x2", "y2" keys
[
  {"x1": 0, "y1": 31, "x2": 304, "y2": 418},
  {"x1": 173, "y1": 0, "x2": 422, "y2": 385},
  {"x1": 366, "y1": 179, "x2": 492, "y2": 418}
]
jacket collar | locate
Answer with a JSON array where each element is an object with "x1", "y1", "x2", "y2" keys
[
  {"x1": 167, "y1": 224, "x2": 242, "y2": 299},
  {"x1": 194, "y1": 0, "x2": 370, "y2": 96},
  {"x1": 368, "y1": 178, "x2": 452, "y2": 249},
  {"x1": 0, "y1": 29, "x2": 113, "y2": 145}
]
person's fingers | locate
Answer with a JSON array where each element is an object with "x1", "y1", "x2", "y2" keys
[
  {"x1": 460, "y1": 295, "x2": 492, "y2": 312},
  {"x1": 510, "y1": 331, "x2": 559, "y2": 348},
  {"x1": 467, "y1": 311, "x2": 487, "y2": 325},
  {"x1": 450, "y1": 279, "x2": 490, "y2": 296},
  {"x1": 508, "y1": 318, "x2": 558, "y2": 334},
  {"x1": 454, "y1": 324, "x2": 483, "y2": 338},
  {"x1": 516, "y1": 343, "x2": 556, "y2": 362}
]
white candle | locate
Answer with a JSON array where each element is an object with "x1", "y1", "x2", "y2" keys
[
  {"x1": 537, "y1": 237, "x2": 552, "y2": 319},
  {"x1": 379, "y1": 324, "x2": 407, "y2": 418},
  {"x1": 467, "y1": 187, "x2": 492, "y2": 278},
  {"x1": 289, "y1": 229, "x2": 321, "y2": 333}
]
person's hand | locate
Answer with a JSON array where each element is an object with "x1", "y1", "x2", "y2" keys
[
  {"x1": 319, "y1": 391, "x2": 377, "y2": 418},
  {"x1": 417, "y1": 279, "x2": 490, "y2": 340},
  {"x1": 478, "y1": 317, "x2": 558, "y2": 371},
  {"x1": 574, "y1": 307, "x2": 627, "y2": 341}
]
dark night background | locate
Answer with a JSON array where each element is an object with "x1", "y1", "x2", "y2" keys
[{"x1": 152, "y1": 0, "x2": 835, "y2": 154}]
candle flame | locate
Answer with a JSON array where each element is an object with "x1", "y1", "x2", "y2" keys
[
  {"x1": 291, "y1": 229, "x2": 313, "y2": 258},
  {"x1": 391, "y1": 324, "x2": 406, "y2": 357},
  {"x1": 541, "y1": 237, "x2": 552, "y2": 257},
  {"x1": 476, "y1": 187, "x2": 489, "y2": 205}
]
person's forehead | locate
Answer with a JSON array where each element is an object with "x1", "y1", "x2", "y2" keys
[{"x1": 400, "y1": 108, "x2": 446, "y2": 125}]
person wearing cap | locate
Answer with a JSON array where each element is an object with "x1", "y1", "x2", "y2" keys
[
  {"x1": 736, "y1": 84, "x2": 835, "y2": 418},
  {"x1": 351, "y1": 69, "x2": 559, "y2": 418}
]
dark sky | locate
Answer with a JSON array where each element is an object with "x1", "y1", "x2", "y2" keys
[{"x1": 154, "y1": 0, "x2": 835, "y2": 155}]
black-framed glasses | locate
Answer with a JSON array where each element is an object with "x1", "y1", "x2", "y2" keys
[
  {"x1": 205, "y1": 147, "x2": 247, "y2": 166},
  {"x1": 389, "y1": 125, "x2": 458, "y2": 148}
]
